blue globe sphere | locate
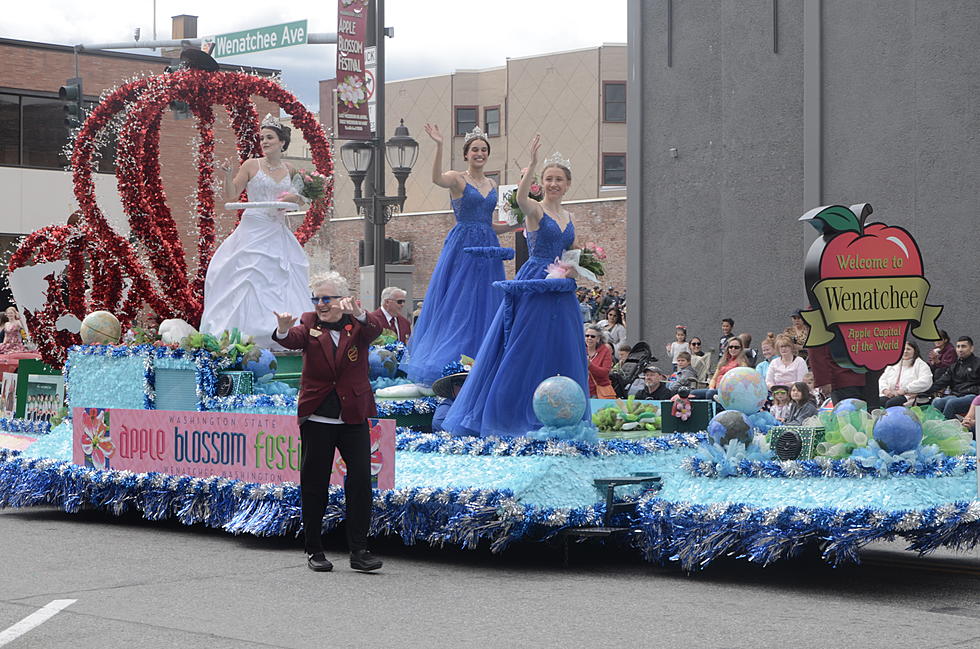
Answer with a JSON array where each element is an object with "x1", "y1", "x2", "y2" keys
[
  {"x1": 834, "y1": 398, "x2": 867, "y2": 415},
  {"x1": 368, "y1": 348, "x2": 399, "y2": 380},
  {"x1": 243, "y1": 348, "x2": 278, "y2": 382},
  {"x1": 716, "y1": 367, "x2": 768, "y2": 414},
  {"x1": 707, "y1": 410, "x2": 753, "y2": 447},
  {"x1": 873, "y1": 406, "x2": 923, "y2": 454},
  {"x1": 532, "y1": 376, "x2": 587, "y2": 427}
]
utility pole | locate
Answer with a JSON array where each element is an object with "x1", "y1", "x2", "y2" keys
[{"x1": 371, "y1": 0, "x2": 387, "y2": 306}]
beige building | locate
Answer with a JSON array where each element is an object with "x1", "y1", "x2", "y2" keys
[
  {"x1": 322, "y1": 43, "x2": 627, "y2": 214},
  {"x1": 319, "y1": 44, "x2": 628, "y2": 296}
]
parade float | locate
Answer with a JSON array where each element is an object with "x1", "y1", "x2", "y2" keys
[{"x1": 0, "y1": 60, "x2": 976, "y2": 571}]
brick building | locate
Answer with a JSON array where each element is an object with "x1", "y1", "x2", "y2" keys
[
  {"x1": 319, "y1": 44, "x2": 629, "y2": 299},
  {"x1": 0, "y1": 31, "x2": 283, "y2": 304}
]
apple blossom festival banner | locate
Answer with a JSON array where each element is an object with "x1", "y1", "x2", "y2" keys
[
  {"x1": 800, "y1": 203, "x2": 943, "y2": 372},
  {"x1": 72, "y1": 408, "x2": 395, "y2": 488},
  {"x1": 336, "y1": 0, "x2": 371, "y2": 139}
]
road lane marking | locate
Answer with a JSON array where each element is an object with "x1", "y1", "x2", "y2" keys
[{"x1": 0, "y1": 599, "x2": 77, "y2": 647}]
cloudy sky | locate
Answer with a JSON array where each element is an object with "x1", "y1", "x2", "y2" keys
[{"x1": 4, "y1": 1, "x2": 627, "y2": 108}]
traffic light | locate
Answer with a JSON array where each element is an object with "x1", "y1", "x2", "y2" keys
[
  {"x1": 357, "y1": 238, "x2": 413, "y2": 266},
  {"x1": 59, "y1": 77, "x2": 84, "y2": 129}
]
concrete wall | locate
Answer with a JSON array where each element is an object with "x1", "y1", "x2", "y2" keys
[{"x1": 629, "y1": 1, "x2": 980, "y2": 349}]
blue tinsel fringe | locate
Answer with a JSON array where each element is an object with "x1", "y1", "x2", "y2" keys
[
  {"x1": 683, "y1": 453, "x2": 978, "y2": 480},
  {"x1": 0, "y1": 452, "x2": 606, "y2": 552},
  {"x1": 634, "y1": 496, "x2": 980, "y2": 571},
  {"x1": 0, "y1": 447, "x2": 977, "y2": 568},
  {"x1": 396, "y1": 430, "x2": 705, "y2": 457},
  {"x1": 376, "y1": 397, "x2": 437, "y2": 416},
  {"x1": 0, "y1": 418, "x2": 52, "y2": 435}
]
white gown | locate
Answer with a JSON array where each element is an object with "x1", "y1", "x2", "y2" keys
[{"x1": 200, "y1": 168, "x2": 310, "y2": 348}]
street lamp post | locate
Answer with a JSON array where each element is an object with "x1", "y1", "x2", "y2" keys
[{"x1": 339, "y1": 122, "x2": 417, "y2": 308}]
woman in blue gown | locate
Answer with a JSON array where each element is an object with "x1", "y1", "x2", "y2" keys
[
  {"x1": 443, "y1": 135, "x2": 591, "y2": 438},
  {"x1": 401, "y1": 124, "x2": 518, "y2": 386}
]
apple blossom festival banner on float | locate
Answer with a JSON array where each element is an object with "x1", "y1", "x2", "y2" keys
[
  {"x1": 336, "y1": 0, "x2": 371, "y2": 139},
  {"x1": 72, "y1": 408, "x2": 395, "y2": 488},
  {"x1": 800, "y1": 203, "x2": 943, "y2": 371}
]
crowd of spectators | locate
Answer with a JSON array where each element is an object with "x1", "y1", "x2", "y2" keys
[{"x1": 580, "y1": 303, "x2": 979, "y2": 434}]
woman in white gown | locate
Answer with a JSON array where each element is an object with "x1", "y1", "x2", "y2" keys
[{"x1": 201, "y1": 115, "x2": 311, "y2": 348}]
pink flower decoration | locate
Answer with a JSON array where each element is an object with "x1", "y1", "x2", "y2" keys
[
  {"x1": 546, "y1": 259, "x2": 572, "y2": 279},
  {"x1": 530, "y1": 183, "x2": 542, "y2": 193},
  {"x1": 80, "y1": 408, "x2": 114, "y2": 469},
  {"x1": 369, "y1": 426, "x2": 384, "y2": 476}
]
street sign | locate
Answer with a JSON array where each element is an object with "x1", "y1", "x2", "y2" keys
[
  {"x1": 208, "y1": 20, "x2": 308, "y2": 58},
  {"x1": 365, "y1": 45, "x2": 377, "y2": 133}
]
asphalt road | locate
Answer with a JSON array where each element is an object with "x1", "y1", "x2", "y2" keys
[{"x1": 0, "y1": 506, "x2": 978, "y2": 649}]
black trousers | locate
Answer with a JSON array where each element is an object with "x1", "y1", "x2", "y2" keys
[
  {"x1": 300, "y1": 419, "x2": 372, "y2": 554},
  {"x1": 830, "y1": 385, "x2": 863, "y2": 404}
]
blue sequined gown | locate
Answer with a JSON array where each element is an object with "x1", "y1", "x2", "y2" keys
[
  {"x1": 443, "y1": 213, "x2": 591, "y2": 438},
  {"x1": 402, "y1": 183, "x2": 510, "y2": 385}
]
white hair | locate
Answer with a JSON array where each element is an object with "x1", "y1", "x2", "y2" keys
[
  {"x1": 585, "y1": 323, "x2": 607, "y2": 343},
  {"x1": 309, "y1": 271, "x2": 349, "y2": 295},
  {"x1": 380, "y1": 286, "x2": 405, "y2": 301}
]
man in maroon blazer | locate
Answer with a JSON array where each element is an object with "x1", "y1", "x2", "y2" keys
[
  {"x1": 273, "y1": 271, "x2": 383, "y2": 573},
  {"x1": 369, "y1": 286, "x2": 411, "y2": 344}
]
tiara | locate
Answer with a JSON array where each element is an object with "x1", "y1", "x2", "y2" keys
[
  {"x1": 542, "y1": 151, "x2": 571, "y2": 171},
  {"x1": 463, "y1": 125, "x2": 487, "y2": 145},
  {"x1": 261, "y1": 113, "x2": 282, "y2": 129}
]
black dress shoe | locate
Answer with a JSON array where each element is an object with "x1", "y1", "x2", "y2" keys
[
  {"x1": 349, "y1": 550, "x2": 383, "y2": 572},
  {"x1": 307, "y1": 552, "x2": 333, "y2": 572}
]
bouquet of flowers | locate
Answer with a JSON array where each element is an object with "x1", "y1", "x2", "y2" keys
[
  {"x1": 579, "y1": 242, "x2": 607, "y2": 278},
  {"x1": 502, "y1": 170, "x2": 544, "y2": 225},
  {"x1": 291, "y1": 169, "x2": 329, "y2": 202},
  {"x1": 545, "y1": 259, "x2": 575, "y2": 279}
]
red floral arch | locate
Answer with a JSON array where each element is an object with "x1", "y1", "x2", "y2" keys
[{"x1": 7, "y1": 68, "x2": 334, "y2": 367}]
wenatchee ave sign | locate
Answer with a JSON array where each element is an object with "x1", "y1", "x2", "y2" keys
[
  {"x1": 800, "y1": 203, "x2": 943, "y2": 372},
  {"x1": 206, "y1": 21, "x2": 308, "y2": 58}
]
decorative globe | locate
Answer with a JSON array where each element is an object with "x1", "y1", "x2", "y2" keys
[
  {"x1": 834, "y1": 398, "x2": 867, "y2": 415},
  {"x1": 716, "y1": 367, "x2": 768, "y2": 414},
  {"x1": 873, "y1": 406, "x2": 923, "y2": 454},
  {"x1": 368, "y1": 348, "x2": 399, "y2": 380},
  {"x1": 707, "y1": 410, "x2": 753, "y2": 447},
  {"x1": 244, "y1": 348, "x2": 278, "y2": 382},
  {"x1": 532, "y1": 375, "x2": 587, "y2": 427},
  {"x1": 79, "y1": 310, "x2": 121, "y2": 344}
]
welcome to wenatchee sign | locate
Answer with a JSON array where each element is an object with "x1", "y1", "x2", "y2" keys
[{"x1": 800, "y1": 203, "x2": 943, "y2": 372}]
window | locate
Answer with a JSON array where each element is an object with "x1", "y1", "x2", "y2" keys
[
  {"x1": 455, "y1": 106, "x2": 477, "y2": 136},
  {"x1": 603, "y1": 82, "x2": 626, "y2": 123},
  {"x1": 484, "y1": 106, "x2": 500, "y2": 137},
  {"x1": 0, "y1": 92, "x2": 114, "y2": 172},
  {"x1": 602, "y1": 153, "x2": 626, "y2": 186},
  {"x1": 21, "y1": 96, "x2": 65, "y2": 168},
  {"x1": 0, "y1": 94, "x2": 19, "y2": 165}
]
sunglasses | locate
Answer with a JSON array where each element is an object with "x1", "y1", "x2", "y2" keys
[
  {"x1": 728, "y1": 345, "x2": 742, "y2": 350},
  {"x1": 690, "y1": 342, "x2": 701, "y2": 346},
  {"x1": 394, "y1": 299, "x2": 406, "y2": 304},
  {"x1": 584, "y1": 334, "x2": 598, "y2": 338},
  {"x1": 310, "y1": 295, "x2": 345, "y2": 304},
  {"x1": 772, "y1": 389, "x2": 787, "y2": 395}
]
